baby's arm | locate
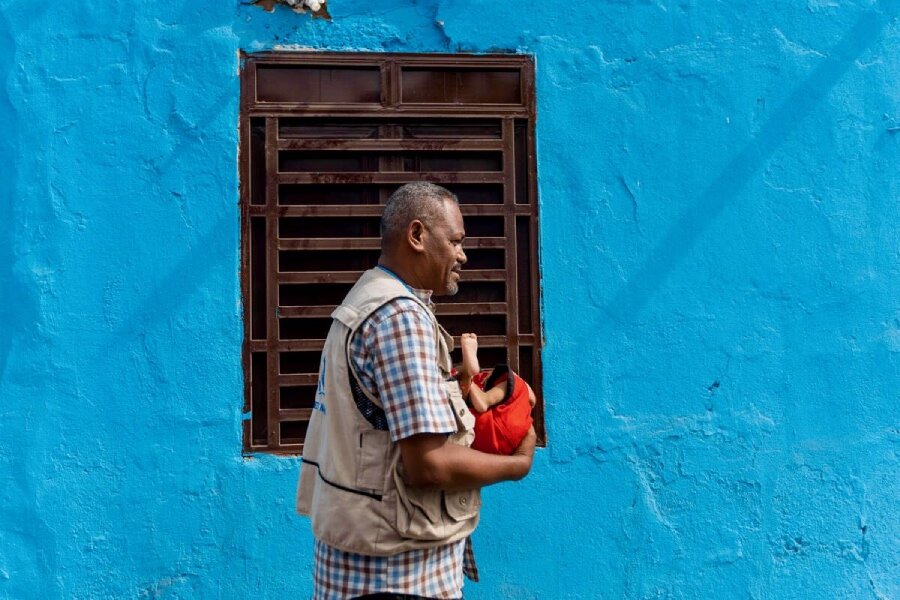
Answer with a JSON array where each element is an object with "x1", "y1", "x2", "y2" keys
[
  {"x1": 456, "y1": 332, "x2": 479, "y2": 398},
  {"x1": 460, "y1": 332, "x2": 509, "y2": 412},
  {"x1": 468, "y1": 381, "x2": 507, "y2": 413},
  {"x1": 459, "y1": 333, "x2": 480, "y2": 378}
]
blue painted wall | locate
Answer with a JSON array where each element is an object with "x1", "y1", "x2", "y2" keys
[{"x1": 1, "y1": 1, "x2": 898, "y2": 598}]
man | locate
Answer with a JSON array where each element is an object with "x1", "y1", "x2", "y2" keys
[{"x1": 297, "y1": 182, "x2": 537, "y2": 600}]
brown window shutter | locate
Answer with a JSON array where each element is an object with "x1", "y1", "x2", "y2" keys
[{"x1": 240, "y1": 52, "x2": 543, "y2": 455}]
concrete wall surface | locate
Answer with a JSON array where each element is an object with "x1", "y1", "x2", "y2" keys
[{"x1": 1, "y1": 0, "x2": 898, "y2": 598}]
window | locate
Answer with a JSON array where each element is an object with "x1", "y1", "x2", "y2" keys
[{"x1": 240, "y1": 52, "x2": 542, "y2": 454}]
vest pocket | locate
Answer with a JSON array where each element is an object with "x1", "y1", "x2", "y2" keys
[
  {"x1": 393, "y1": 467, "x2": 481, "y2": 540},
  {"x1": 356, "y1": 429, "x2": 389, "y2": 492},
  {"x1": 395, "y1": 484, "x2": 444, "y2": 540},
  {"x1": 444, "y1": 489, "x2": 481, "y2": 522}
]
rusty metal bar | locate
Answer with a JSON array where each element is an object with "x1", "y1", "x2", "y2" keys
[
  {"x1": 248, "y1": 51, "x2": 532, "y2": 70},
  {"x1": 254, "y1": 205, "x2": 385, "y2": 217},
  {"x1": 249, "y1": 107, "x2": 531, "y2": 118},
  {"x1": 446, "y1": 334, "x2": 535, "y2": 347},
  {"x1": 277, "y1": 237, "x2": 506, "y2": 251},
  {"x1": 461, "y1": 205, "x2": 535, "y2": 216},
  {"x1": 502, "y1": 118, "x2": 519, "y2": 372},
  {"x1": 520, "y1": 58, "x2": 535, "y2": 113},
  {"x1": 277, "y1": 340, "x2": 326, "y2": 352},
  {"x1": 250, "y1": 204, "x2": 533, "y2": 217},
  {"x1": 388, "y1": 59, "x2": 401, "y2": 108},
  {"x1": 277, "y1": 172, "x2": 505, "y2": 185},
  {"x1": 278, "y1": 238, "x2": 382, "y2": 250},
  {"x1": 278, "y1": 271, "x2": 362, "y2": 284},
  {"x1": 460, "y1": 269, "x2": 507, "y2": 281},
  {"x1": 255, "y1": 339, "x2": 362, "y2": 353},
  {"x1": 265, "y1": 117, "x2": 280, "y2": 449},
  {"x1": 451, "y1": 335, "x2": 507, "y2": 348},
  {"x1": 524, "y1": 104, "x2": 543, "y2": 443},
  {"x1": 278, "y1": 306, "x2": 335, "y2": 318},
  {"x1": 277, "y1": 139, "x2": 504, "y2": 151},
  {"x1": 239, "y1": 56, "x2": 253, "y2": 424},
  {"x1": 280, "y1": 408, "x2": 314, "y2": 422},
  {"x1": 434, "y1": 302, "x2": 508, "y2": 316},
  {"x1": 381, "y1": 60, "x2": 392, "y2": 108},
  {"x1": 276, "y1": 269, "x2": 506, "y2": 284},
  {"x1": 277, "y1": 374, "x2": 319, "y2": 386},
  {"x1": 277, "y1": 268, "x2": 507, "y2": 284}
]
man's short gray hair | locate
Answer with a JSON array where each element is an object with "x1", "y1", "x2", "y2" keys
[{"x1": 380, "y1": 182, "x2": 458, "y2": 241}]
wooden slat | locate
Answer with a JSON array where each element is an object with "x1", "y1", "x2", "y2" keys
[
  {"x1": 276, "y1": 340, "x2": 326, "y2": 352},
  {"x1": 248, "y1": 51, "x2": 532, "y2": 70},
  {"x1": 277, "y1": 172, "x2": 504, "y2": 185},
  {"x1": 250, "y1": 204, "x2": 533, "y2": 217},
  {"x1": 434, "y1": 302, "x2": 507, "y2": 315},
  {"x1": 265, "y1": 117, "x2": 280, "y2": 449},
  {"x1": 278, "y1": 271, "x2": 362, "y2": 283},
  {"x1": 278, "y1": 238, "x2": 382, "y2": 250},
  {"x1": 265, "y1": 444, "x2": 304, "y2": 455},
  {"x1": 277, "y1": 237, "x2": 506, "y2": 251},
  {"x1": 280, "y1": 302, "x2": 511, "y2": 318},
  {"x1": 278, "y1": 138, "x2": 503, "y2": 151},
  {"x1": 277, "y1": 268, "x2": 506, "y2": 282},
  {"x1": 450, "y1": 335, "x2": 509, "y2": 347},
  {"x1": 272, "y1": 205, "x2": 385, "y2": 217},
  {"x1": 460, "y1": 269, "x2": 506, "y2": 281},
  {"x1": 239, "y1": 65, "x2": 253, "y2": 418},
  {"x1": 279, "y1": 408, "x2": 314, "y2": 422},
  {"x1": 276, "y1": 374, "x2": 319, "y2": 386},
  {"x1": 249, "y1": 106, "x2": 531, "y2": 119},
  {"x1": 278, "y1": 305, "x2": 336, "y2": 318},
  {"x1": 502, "y1": 117, "x2": 520, "y2": 372}
]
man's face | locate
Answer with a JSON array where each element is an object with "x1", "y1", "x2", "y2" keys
[{"x1": 422, "y1": 199, "x2": 467, "y2": 296}]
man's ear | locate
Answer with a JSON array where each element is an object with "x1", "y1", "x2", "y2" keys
[{"x1": 407, "y1": 219, "x2": 426, "y2": 253}]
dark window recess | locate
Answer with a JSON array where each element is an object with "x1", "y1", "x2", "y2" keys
[
  {"x1": 256, "y1": 66, "x2": 381, "y2": 104},
  {"x1": 400, "y1": 68, "x2": 522, "y2": 104},
  {"x1": 240, "y1": 52, "x2": 542, "y2": 454}
]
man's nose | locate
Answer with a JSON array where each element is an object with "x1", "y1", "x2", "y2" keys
[{"x1": 457, "y1": 247, "x2": 467, "y2": 265}]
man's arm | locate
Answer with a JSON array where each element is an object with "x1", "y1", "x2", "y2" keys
[
  {"x1": 362, "y1": 302, "x2": 537, "y2": 490},
  {"x1": 399, "y1": 425, "x2": 536, "y2": 491}
]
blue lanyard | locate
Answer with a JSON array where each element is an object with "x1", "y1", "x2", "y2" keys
[{"x1": 376, "y1": 264, "x2": 414, "y2": 293}]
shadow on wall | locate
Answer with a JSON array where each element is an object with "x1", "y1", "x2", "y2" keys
[
  {"x1": 0, "y1": 8, "x2": 33, "y2": 387},
  {"x1": 602, "y1": 1, "x2": 899, "y2": 326},
  {"x1": 107, "y1": 209, "x2": 236, "y2": 345}
]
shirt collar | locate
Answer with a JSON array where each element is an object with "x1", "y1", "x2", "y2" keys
[{"x1": 377, "y1": 265, "x2": 434, "y2": 307}]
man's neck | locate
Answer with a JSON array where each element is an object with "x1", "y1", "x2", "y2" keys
[
  {"x1": 377, "y1": 258, "x2": 421, "y2": 290},
  {"x1": 376, "y1": 261, "x2": 435, "y2": 307}
]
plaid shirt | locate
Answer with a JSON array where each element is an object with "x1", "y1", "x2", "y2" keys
[{"x1": 312, "y1": 280, "x2": 475, "y2": 600}]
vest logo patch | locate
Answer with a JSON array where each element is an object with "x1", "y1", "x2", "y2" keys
[{"x1": 314, "y1": 357, "x2": 327, "y2": 414}]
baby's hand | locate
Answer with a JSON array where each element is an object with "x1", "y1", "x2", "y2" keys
[{"x1": 459, "y1": 333, "x2": 480, "y2": 378}]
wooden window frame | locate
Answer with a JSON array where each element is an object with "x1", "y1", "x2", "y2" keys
[{"x1": 239, "y1": 51, "x2": 543, "y2": 455}]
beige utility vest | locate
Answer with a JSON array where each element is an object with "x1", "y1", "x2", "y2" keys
[{"x1": 296, "y1": 268, "x2": 481, "y2": 556}]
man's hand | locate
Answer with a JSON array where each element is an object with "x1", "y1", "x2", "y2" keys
[{"x1": 513, "y1": 425, "x2": 537, "y2": 460}]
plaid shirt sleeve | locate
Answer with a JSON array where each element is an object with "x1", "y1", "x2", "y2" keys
[{"x1": 355, "y1": 298, "x2": 457, "y2": 442}]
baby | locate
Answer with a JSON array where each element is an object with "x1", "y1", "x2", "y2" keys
[{"x1": 457, "y1": 333, "x2": 536, "y2": 455}]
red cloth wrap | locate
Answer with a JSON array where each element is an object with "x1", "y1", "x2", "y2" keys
[{"x1": 469, "y1": 368, "x2": 533, "y2": 455}]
